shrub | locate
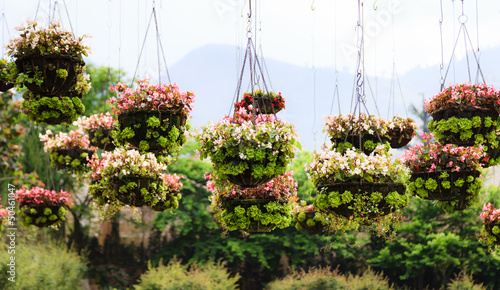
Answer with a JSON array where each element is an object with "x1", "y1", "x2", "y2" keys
[
  {"x1": 0, "y1": 240, "x2": 86, "y2": 289},
  {"x1": 446, "y1": 271, "x2": 486, "y2": 290},
  {"x1": 266, "y1": 266, "x2": 346, "y2": 289},
  {"x1": 135, "y1": 258, "x2": 240, "y2": 290}
]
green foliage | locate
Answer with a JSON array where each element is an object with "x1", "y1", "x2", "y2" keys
[
  {"x1": 428, "y1": 116, "x2": 500, "y2": 146},
  {"x1": 266, "y1": 266, "x2": 346, "y2": 289},
  {"x1": 0, "y1": 239, "x2": 86, "y2": 289},
  {"x1": 136, "y1": 258, "x2": 240, "y2": 290},
  {"x1": 446, "y1": 271, "x2": 486, "y2": 290},
  {"x1": 21, "y1": 93, "x2": 85, "y2": 125}
]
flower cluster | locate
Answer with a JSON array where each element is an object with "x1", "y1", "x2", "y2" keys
[
  {"x1": 390, "y1": 115, "x2": 417, "y2": 132},
  {"x1": 195, "y1": 108, "x2": 299, "y2": 157},
  {"x1": 324, "y1": 113, "x2": 389, "y2": 139},
  {"x1": 107, "y1": 79, "x2": 195, "y2": 116},
  {"x1": 92, "y1": 148, "x2": 167, "y2": 179},
  {"x1": 73, "y1": 112, "x2": 117, "y2": 130},
  {"x1": 400, "y1": 132, "x2": 486, "y2": 173},
  {"x1": 305, "y1": 145, "x2": 409, "y2": 186},
  {"x1": 425, "y1": 83, "x2": 500, "y2": 114},
  {"x1": 480, "y1": 203, "x2": 500, "y2": 224},
  {"x1": 7, "y1": 20, "x2": 90, "y2": 60},
  {"x1": 162, "y1": 173, "x2": 184, "y2": 192},
  {"x1": 39, "y1": 129, "x2": 94, "y2": 151},
  {"x1": 15, "y1": 186, "x2": 73, "y2": 207},
  {"x1": 234, "y1": 90, "x2": 285, "y2": 113},
  {"x1": 207, "y1": 171, "x2": 298, "y2": 202}
]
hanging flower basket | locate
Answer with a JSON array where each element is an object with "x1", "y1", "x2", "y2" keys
[
  {"x1": 324, "y1": 113, "x2": 389, "y2": 154},
  {"x1": 292, "y1": 204, "x2": 328, "y2": 235},
  {"x1": 7, "y1": 21, "x2": 90, "y2": 96},
  {"x1": 0, "y1": 60, "x2": 14, "y2": 92},
  {"x1": 195, "y1": 107, "x2": 300, "y2": 188},
  {"x1": 207, "y1": 172, "x2": 297, "y2": 234},
  {"x1": 74, "y1": 112, "x2": 117, "y2": 151},
  {"x1": 87, "y1": 149, "x2": 180, "y2": 213},
  {"x1": 39, "y1": 129, "x2": 95, "y2": 173},
  {"x1": 0, "y1": 204, "x2": 8, "y2": 233},
  {"x1": 108, "y1": 79, "x2": 194, "y2": 155},
  {"x1": 22, "y1": 91, "x2": 86, "y2": 125},
  {"x1": 401, "y1": 132, "x2": 485, "y2": 211},
  {"x1": 387, "y1": 116, "x2": 417, "y2": 148},
  {"x1": 306, "y1": 146, "x2": 409, "y2": 221},
  {"x1": 15, "y1": 187, "x2": 73, "y2": 228},
  {"x1": 479, "y1": 203, "x2": 500, "y2": 247},
  {"x1": 426, "y1": 83, "x2": 500, "y2": 146},
  {"x1": 235, "y1": 90, "x2": 285, "y2": 115}
]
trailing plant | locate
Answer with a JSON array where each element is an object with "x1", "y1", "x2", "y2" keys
[
  {"x1": 207, "y1": 171, "x2": 298, "y2": 233},
  {"x1": 39, "y1": 128, "x2": 95, "y2": 172},
  {"x1": 401, "y1": 132, "x2": 485, "y2": 211},
  {"x1": 15, "y1": 186, "x2": 73, "y2": 227},
  {"x1": 0, "y1": 59, "x2": 15, "y2": 91},
  {"x1": 292, "y1": 202, "x2": 328, "y2": 234},
  {"x1": 194, "y1": 107, "x2": 300, "y2": 187},
  {"x1": 21, "y1": 91, "x2": 85, "y2": 125}
]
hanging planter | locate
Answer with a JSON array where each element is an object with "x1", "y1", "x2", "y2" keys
[
  {"x1": 234, "y1": 90, "x2": 285, "y2": 115},
  {"x1": 15, "y1": 186, "x2": 73, "y2": 228},
  {"x1": 401, "y1": 132, "x2": 485, "y2": 211},
  {"x1": 292, "y1": 203, "x2": 328, "y2": 235},
  {"x1": 306, "y1": 146, "x2": 409, "y2": 222},
  {"x1": 324, "y1": 113, "x2": 389, "y2": 154},
  {"x1": 207, "y1": 171, "x2": 297, "y2": 234},
  {"x1": 194, "y1": 107, "x2": 300, "y2": 188},
  {"x1": 426, "y1": 83, "x2": 500, "y2": 146},
  {"x1": 0, "y1": 60, "x2": 15, "y2": 92},
  {"x1": 86, "y1": 149, "x2": 182, "y2": 214},
  {"x1": 7, "y1": 21, "x2": 89, "y2": 96},
  {"x1": 74, "y1": 112, "x2": 117, "y2": 151},
  {"x1": 479, "y1": 203, "x2": 500, "y2": 247},
  {"x1": 387, "y1": 116, "x2": 417, "y2": 148},
  {"x1": 39, "y1": 129, "x2": 95, "y2": 173},
  {"x1": 108, "y1": 79, "x2": 194, "y2": 156}
]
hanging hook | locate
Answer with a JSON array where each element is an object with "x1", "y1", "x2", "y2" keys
[
  {"x1": 311, "y1": 0, "x2": 316, "y2": 11},
  {"x1": 373, "y1": 0, "x2": 378, "y2": 11},
  {"x1": 247, "y1": 0, "x2": 252, "y2": 19}
]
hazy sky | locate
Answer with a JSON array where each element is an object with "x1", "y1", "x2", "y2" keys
[{"x1": 3, "y1": 0, "x2": 500, "y2": 79}]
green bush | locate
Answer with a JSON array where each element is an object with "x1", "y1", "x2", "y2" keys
[
  {"x1": 136, "y1": 258, "x2": 240, "y2": 290},
  {"x1": 447, "y1": 271, "x2": 486, "y2": 290},
  {"x1": 266, "y1": 267, "x2": 393, "y2": 290},
  {"x1": 0, "y1": 240, "x2": 86, "y2": 289},
  {"x1": 266, "y1": 266, "x2": 346, "y2": 289}
]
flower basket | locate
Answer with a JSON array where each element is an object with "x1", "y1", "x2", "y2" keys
[
  {"x1": 22, "y1": 91, "x2": 85, "y2": 125},
  {"x1": 485, "y1": 223, "x2": 500, "y2": 240},
  {"x1": 293, "y1": 208, "x2": 327, "y2": 235},
  {"x1": 15, "y1": 187, "x2": 73, "y2": 228},
  {"x1": 479, "y1": 203, "x2": 500, "y2": 247},
  {"x1": 74, "y1": 112, "x2": 117, "y2": 151},
  {"x1": 401, "y1": 133, "x2": 485, "y2": 211},
  {"x1": 40, "y1": 129, "x2": 95, "y2": 173},
  {"x1": 150, "y1": 173, "x2": 183, "y2": 211},
  {"x1": 109, "y1": 176, "x2": 162, "y2": 208},
  {"x1": 219, "y1": 199, "x2": 291, "y2": 234},
  {"x1": 195, "y1": 108, "x2": 299, "y2": 189},
  {"x1": 324, "y1": 113, "x2": 390, "y2": 154},
  {"x1": 429, "y1": 107, "x2": 499, "y2": 146},
  {"x1": 235, "y1": 90, "x2": 285, "y2": 115},
  {"x1": 117, "y1": 110, "x2": 187, "y2": 154},
  {"x1": 15, "y1": 54, "x2": 84, "y2": 96},
  {"x1": 207, "y1": 171, "x2": 297, "y2": 233},
  {"x1": 315, "y1": 182, "x2": 406, "y2": 219},
  {"x1": 387, "y1": 116, "x2": 417, "y2": 148}
]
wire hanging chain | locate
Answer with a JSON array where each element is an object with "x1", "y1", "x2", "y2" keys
[
  {"x1": 131, "y1": 1, "x2": 171, "y2": 86},
  {"x1": 440, "y1": 0, "x2": 485, "y2": 91}
]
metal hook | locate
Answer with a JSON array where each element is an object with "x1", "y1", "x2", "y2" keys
[
  {"x1": 247, "y1": 0, "x2": 252, "y2": 19},
  {"x1": 311, "y1": 0, "x2": 316, "y2": 11},
  {"x1": 373, "y1": 0, "x2": 378, "y2": 10}
]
